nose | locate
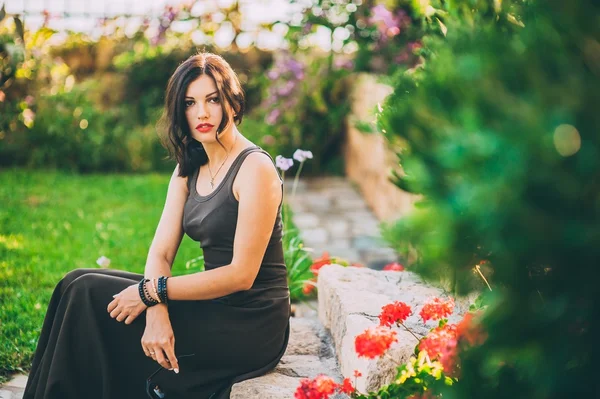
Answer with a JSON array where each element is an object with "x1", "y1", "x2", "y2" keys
[{"x1": 196, "y1": 102, "x2": 209, "y2": 120}]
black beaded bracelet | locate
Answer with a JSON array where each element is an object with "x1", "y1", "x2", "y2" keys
[
  {"x1": 157, "y1": 276, "x2": 169, "y2": 304},
  {"x1": 138, "y1": 278, "x2": 159, "y2": 307}
]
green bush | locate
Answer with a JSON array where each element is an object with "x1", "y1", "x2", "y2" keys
[
  {"x1": 256, "y1": 54, "x2": 351, "y2": 175},
  {"x1": 0, "y1": 83, "x2": 172, "y2": 173},
  {"x1": 379, "y1": 0, "x2": 599, "y2": 397}
]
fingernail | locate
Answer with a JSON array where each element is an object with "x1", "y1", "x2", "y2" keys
[
  {"x1": 112, "y1": 294, "x2": 117, "y2": 298},
  {"x1": 174, "y1": 368, "x2": 179, "y2": 374},
  {"x1": 169, "y1": 368, "x2": 173, "y2": 371}
]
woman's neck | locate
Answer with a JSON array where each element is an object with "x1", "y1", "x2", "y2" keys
[{"x1": 203, "y1": 126, "x2": 239, "y2": 166}]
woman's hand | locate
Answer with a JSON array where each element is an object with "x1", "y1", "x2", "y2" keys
[
  {"x1": 142, "y1": 308, "x2": 180, "y2": 373},
  {"x1": 107, "y1": 284, "x2": 147, "y2": 325}
]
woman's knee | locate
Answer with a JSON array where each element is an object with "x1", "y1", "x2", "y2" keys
[{"x1": 58, "y1": 268, "x2": 99, "y2": 295}]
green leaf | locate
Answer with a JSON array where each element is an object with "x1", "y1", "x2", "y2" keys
[
  {"x1": 0, "y1": 4, "x2": 6, "y2": 23},
  {"x1": 14, "y1": 17, "x2": 24, "y2": 43}
]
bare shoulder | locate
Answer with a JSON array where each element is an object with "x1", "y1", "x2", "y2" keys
[
  {"x1": 170, "y1": 163, "x2": 190, "y2": 195},
  {"x1": 234, "y1": 150, "x2": 281, "y2": 200}
]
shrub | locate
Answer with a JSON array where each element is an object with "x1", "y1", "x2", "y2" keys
[{"x1": 379, "y1": 0, "x2": 599, "y2": 397}]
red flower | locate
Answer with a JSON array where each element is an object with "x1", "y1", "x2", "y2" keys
[
  {"x1": 419, "y1": 297, "x2": 455, "y2": 323},
  {"x1": 353, "y1": 369, "x2": 362, "y2": 378},
  {"x1": 313, "y1": 375, "x2": 337, "y2": 396},
  {"x1": 310, "y1": 252, "x2": 332, "y2": 276},
  {"x1": 418, "y1": 323, "x2": 459, "y2": 375},
  {"x1": 339, "y1": 378, "x2": 355, "y2": 394},
  {"x1": 456, "y1": 311, "x2": 487, "y2": 346},
  {"x1": 302, "y1": 280, "x2": 316, "y2": 295},
  {"x1": 295, "y1": 378, "x2": 319, "y2": 399},
  {"x1": 383, "y1": 262, "x2": 405, "y2": 271},
  {"x1": 355, "y1": 326, "x2": 398, "y2": 358},
  {"x1": 378, "y1": 301, "x2": 412, "y2": 327},
  {"x1": 294, "y1": 375, "x2": 338, "y2": 399}
]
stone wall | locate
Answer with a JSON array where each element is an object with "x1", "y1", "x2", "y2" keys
[{"x1": 343, "y1": 73, "x2": 419, "y2": 221}]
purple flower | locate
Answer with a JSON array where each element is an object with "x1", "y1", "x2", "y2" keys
[
  {"x1": 265, "y1": 109, "x2": 281, "y2": 125},
  {"x1": 293, "y1": 149, "x2": 313, "y2": 163},
  {"x1": 277, "y1": 81, "x2": 296, "y2": 96},
  {"x1": 267, "y1": 70, "x2": 280, "y2": 80},
  {"x1": 334, "y1": 58, "x2": 354, "y2": 70},
  {"x1": 369, "y1": 5, "x2": 400, "y2": 29},
  {"x1": 275, "y1": 155, "x2": 294, "y2": 171}
]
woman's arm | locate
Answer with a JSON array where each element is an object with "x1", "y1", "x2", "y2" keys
[
  {"x1": 165, "y1": 152, "x2": 282, "y2": 300},
  {"x1": 143, "y1": 164, "x2": 189, "y2": 281}
]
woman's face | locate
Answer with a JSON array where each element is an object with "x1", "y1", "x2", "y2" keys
[{"x1": 184, "y1": 74, "x2": 227, "y2": 144}]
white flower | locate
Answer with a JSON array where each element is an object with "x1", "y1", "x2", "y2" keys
[
  {"x1": 293, "y1": 149, "x2": 313, "y2": 163},
  {"x1": 96, "y1": 255, "x2": 111, "y2": 268},
  {"x1": 275, "y1": 155, "x2": 294, "y2": 171}
]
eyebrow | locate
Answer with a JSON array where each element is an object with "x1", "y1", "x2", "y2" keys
[{"x1": 185, "y1": 91, "x2": 218, "y2": 99}]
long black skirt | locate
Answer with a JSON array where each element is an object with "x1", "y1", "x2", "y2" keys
[{"x1": 23, "y1": 268, "x2": 290, "y2": 399}]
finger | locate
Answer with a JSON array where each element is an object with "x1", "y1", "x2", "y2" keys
[
  {"x1": 155, "y1": 348, "x2": 170, "y2": 370},
  {"x1": 124, "y1": 314, "x2": 137, "y2": 325},
  {"x1": 109, "y1": 308, "x2": 121, "y2": 319},
  {"x1": 106, "y1": 300, "x2": 118, "y2": 313},
  {"x1": 148, "y1": 346, "x2": 158, "y2": 360},
  {"x1": 116, "y1": 311, "x2": 128, "y2": 322},
  {"x1": 164, "y1": 344, "x2": 179, "y2": 373},
  {"x1": 142, "y1": 346, "x2": 152, "y2": 357}
]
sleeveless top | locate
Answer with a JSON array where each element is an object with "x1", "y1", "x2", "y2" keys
[{"x1": 182, "y1": 145, "x2": 288, "y2": 294}]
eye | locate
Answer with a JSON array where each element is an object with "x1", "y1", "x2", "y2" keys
[
  {"x1": 184, "y1": 100, "x2": 194, "y2": 108},
  {"x1": 208, "y1": 97, "x2": 220, "y2": 103}
]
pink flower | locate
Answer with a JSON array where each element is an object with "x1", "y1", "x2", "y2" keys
[{"x1": 418, "y1": 324, "x2": 459, "y2": 375}]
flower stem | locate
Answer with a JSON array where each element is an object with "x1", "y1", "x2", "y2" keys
[
  {"x1": 291, "y1": 161, "x2": 304, "y2": 199},
  {"x1": 399, "y1": 322, "x2": 421, "y2": 342},
  {"x1": 281, "y1": 171, "x2": 287, "y2": 230},
  {"x1": 475, "y1": 265, "x2": 493, "y2": 291}
]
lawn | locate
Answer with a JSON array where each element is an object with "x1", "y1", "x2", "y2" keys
[{"x1": 0, "y1": 169, "x2": 203, "y2": 381}]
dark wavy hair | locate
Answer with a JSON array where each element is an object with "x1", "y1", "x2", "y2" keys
[{"x1": 159, "y1": 52, "x2": 245, "y2": 177}]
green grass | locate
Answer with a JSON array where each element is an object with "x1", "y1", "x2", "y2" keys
[{"x1": 0, "y1": 169, "x2": 203, "y2": 380}]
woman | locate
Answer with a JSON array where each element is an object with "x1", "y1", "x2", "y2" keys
[{"x1": 23, "y1": 52, "x2": 291, "y2": 399}]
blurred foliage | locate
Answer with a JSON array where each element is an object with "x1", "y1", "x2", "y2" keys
[
  {"x1": 379, "y1": 0, "x2": 600, "y2": 397},
  {"x1": 281, "y1": 203, "x2": 316, "y2": 302},
  {"x1": 285, "y1": 0, "x2": 428, "y2": 75},
  {"x1": 256, "y1": 52, "x2": 352, "y2": 175},
  {"x1": 1, "y1": 81, "x2": 172, "y2": 172}
]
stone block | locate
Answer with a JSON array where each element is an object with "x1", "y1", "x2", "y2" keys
[
  {"x1": 0, "y1": 390, "x2": 15, "y2": 399},
  {"x1": 317, "y1": 265, "x2": 465, "y2": 392},
  {"x1": 324, "y1": 220, "x2": 351, "y2": 238},
  {"x1": 230, "y1": 372, "x2": 302, "y2": 399},
  {"x1": 292, "y1": 213, "x2": 321, "y2": 229},
  {"x1": 285, "y1": 318, "x2": 322, "y2": 357},
  {"x1": 300, "y1": 228, "x2": 329, "y2": 247}
]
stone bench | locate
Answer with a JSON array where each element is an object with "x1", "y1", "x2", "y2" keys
[
  {"x1": 317, "y1": 264, "x2": 468, "y2": 393},
  {"x1": 231, "y1": 316, "x2": 345, "y2": 398}
]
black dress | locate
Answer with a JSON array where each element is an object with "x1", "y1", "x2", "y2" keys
[{"x1": 23, "y1": 145, "x2": 291, "y2": 399}]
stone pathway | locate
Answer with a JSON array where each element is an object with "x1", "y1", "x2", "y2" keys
[
  {"x1": 0, "y1": 374, "x2": 25, "y2": 399},
  {"x1": 285, "y1": 177, "x2": 398, "y2": 269}
]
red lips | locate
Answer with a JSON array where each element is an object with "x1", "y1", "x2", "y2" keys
[{"x1": 196, "y1": 123, "x2": 214, "y2": 133}]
